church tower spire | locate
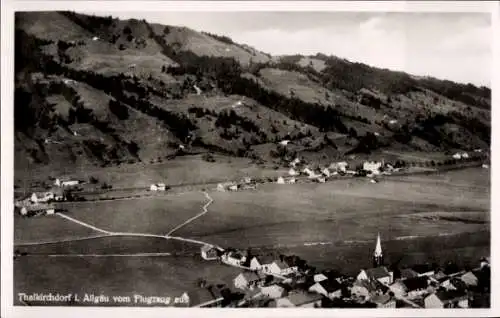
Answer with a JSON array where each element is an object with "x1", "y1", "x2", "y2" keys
[{"x1": 373, "y1": 232, "x2": 384, "y2": 267}]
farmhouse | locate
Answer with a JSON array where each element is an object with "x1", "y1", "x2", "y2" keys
[
  {"x1": 233, "y1": 272, "x2": 264, "y2": 290},
  {"x1": 288, "y1": 168, "x2": 298, "y2": 176},
  {"x1": 452, "y1": 153, "x2": 462, "y2": 160},
  {"x1": 18, "y1": 203, "x2": 55, "y2": 217},
  {"x1": 302, "y1": 167, "x2": 316, "y2": 178},
  {"x1": 200, "y1": 245, "x2": 219, "y2": 261},
  {"x1": 221, "y1": 249, "x2": 248, "y2": 267},
  {"x1": 286, "y1": 177, "x2": 296, "y2": 184},
  {"x1": 30, "y1": 191, "x2": 54, "y2": 203},
  {"x1": 308, "y1": 279, "x2": 342, "y2": 300},
  {"x1": 461, "y1": 152, "x2": 469, "y2": 159},
  {"x1": 54, "y1": 178, "x2": 80, "y2": 187},
  {"x1": 279, "y1": 140, "x2": 291, "y2": 146},
  {"x1": 249, "y1": 255, "x2": 296, "y2": 276},
  {"x1": 274, "y1": 291, "x2": 322, "y2": 308},
  {"x1": 424, "y1": 290, "x2": 469, "y2": 308},
  {"x1": 363, "y1": 161, "x2": 382, "y2": 175},
  {"x1": 276, "y1": 177, "x2": 285, "y2": 184},
  {"x1": 228, "y1": 184, "x2": 239, "y2": 191},
  {"x1": 357, "y1": 266, "x2": 393, "y2": 285}
]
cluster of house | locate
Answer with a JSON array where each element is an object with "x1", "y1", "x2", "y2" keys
[
  {"x1": 452, "y1": 152, "x2": 470, "y2": 160},
  {"x1": 193, "y1": 234, "x2": 490, "y2": 308},
  {"x1": 15, "y1": 177, "x2": 82, "y2": 217},
  {"x1": 275, "y1": 158, "x2": 399, "y2": 186},
  {"x1": 216, "y1": 177, "x2": 256, "y2": 192},
  {"x1": 150, "y1": 183, "x2": 167, "y2": 191}
]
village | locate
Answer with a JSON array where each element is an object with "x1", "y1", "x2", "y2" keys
[
  {"x1": 187, "y1": 232, "x2": 490, "y2": 308},
  {"x1": 13, "y1": 151, "x2": 490, "y2": 308},
  {"x1": 14, "y1": 148, "x2": 488, "y2": 216}
]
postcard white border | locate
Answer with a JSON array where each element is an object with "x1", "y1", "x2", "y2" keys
[{"x1": 1, "y1": 1, "x2": 499, "y2": 318}]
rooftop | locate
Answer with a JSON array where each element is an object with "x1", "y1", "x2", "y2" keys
[
  {"x1": 433, "y1": 290, "x2": 468, "y2": 303},
  {"x1": 284, "y1": 291, "x2": 323, "y2": 306},
  {"x1": 316, "y1": 279, "x2": 342, "y2": 293},
  {"x1": 364, "y1": 266, "x2": 391, "y2": 279},
  {"x1": 401, "y1": 276, "x2": 428, "y2": 291}
]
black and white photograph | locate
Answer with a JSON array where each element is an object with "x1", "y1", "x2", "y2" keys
[{"x1": 2, "y1": 1, "x2": 497, "y2": 316}]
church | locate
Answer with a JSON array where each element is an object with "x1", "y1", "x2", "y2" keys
[{"x1": 356, "y1": 233, "x2": 393, "y2": 285}]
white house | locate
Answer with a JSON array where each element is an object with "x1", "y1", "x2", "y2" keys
[
  {"x1": 279, "y1": 140, "x2": 291, "y2": 146},
  {"x1": 363, "y1": 161, "x2": 382, "y2": 175},
  {"x1": 150, "y1": 184, "x2": 158, "y2": 191},
  {"x1": 302, "y1": 167, "x2": 315, "y2": 178},
  {"x1": 424, "y1": 290, "x2": 469, "y2": 308},
  {"x1": 290, "y1": 158, "x2": 301, "y2": 168},
  {"x1": 452, "y1": 153, "x2": 462, "y2": 160},
  {"x1": 308, "y1": 280, "x2": 342, "y2": 300},
  {"x1": 19, "y1": 203, "x2": 55, "y2": 217},
  {"x1": 276, "y1": 177, "x2": 285, "y2": 184},
  {"x1": 321, "y1": 168, "x2": 331, "y2": 177},
  {"x1": 92, "y1": 36, "x2": 100, "y2": 41},
  {"x1": 288, "y1": 168, "x2": 298, "y2": 176},
  {"x1": 221, "y1": 250, "x2": 248, "y2": 267},
  {"x1": 30, "y1": 192, "x2": 54, "y2": 203},
  {"x1": 357, "y1": 266, "x2": 393, "y2": 285},
  {"x1": 482, "y1": 164, "x2": 489, "y2": 169},
  {"x1": 261, "y1": 284, "x2": 287, "y2": 299},
  {"x1": 201, "y1": 245, "x2": 219, "y2": 261},
  {"x1": 228, "y1": 184, "x2": 238, "y2": 191},
  {"x1": 233, "y1": 272, "x2": 263, "y2": 290},
  {"x1": 286, "y1": 177, "x2": 296, "y2": 184},
  {"x1": 54, "y1": 178, "x2": 80, "y2": 187},
  {"x1": 461, "y1": 152, "x2": 469, "y2": 159}
]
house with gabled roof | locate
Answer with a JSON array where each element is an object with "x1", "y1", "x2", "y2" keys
[
  {"x1": 189, "y1": 285, "x2": 230, "y2": 308},
  {"x1": 411, "y1": 263, "x2": 435, "y2": 277},
  {"x1": 233, "y1": 271, "x2": 264, "y2": 290},
  {"x1": 275, "y1": 290, "x2": 323, "y2": 308},
  {"x1": 260, "y1": 284, "x2": 287, "y2": 299},
  {"x1": 357, "y1": 266, "x2": 393, "y2": 285},
  {"x1": 308, "y1": 279, "x2": 343, "y2": 300},
  {"x1": 389, "y1": 276, "x2": 429, "y2": 299},
  {"x1": 350, "y1": 278, "x2": 389, "y2": 300}
]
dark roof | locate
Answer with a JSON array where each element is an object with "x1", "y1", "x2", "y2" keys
[
  {"x1": 254, "y1": 254, "x2": 277, "y2": 265},
  {"x1": 411, "y1": 264, "x2": 435, "y2": 274},
  {"x1": 188, "y1": 285, "x2": 227, "y2": 306},
  {"x1": 402, "y1": 276, "x2": 428, "y2": 291},
  {"x1": 370, "y1": 294, "x2": 392, "y2": 305},
  {"x1": 237, "y1": 271, "x2": 263, "y2": 282},
  {"x1": 317, "y1": 279, "x2": 342, "y2": 293},
  {"x1": 400, "y1": 268, "x2": 418, "y2": 279},
  {"x1": 365, "y1": 266, "x2": 390, "y2": 279},
  {"x1": 434, "y1": 290, "x2": 468, "y2": 303},
  {"x1": 354, "y1": 279, "x2": 389, "y2": 293},
  {"x1": 285, "y1": 291, "x2": 323, "y2": 306}
]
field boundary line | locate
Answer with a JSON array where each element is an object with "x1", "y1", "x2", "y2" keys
[
  {"x1": 56, "y1": 212, "x2": 112, "y2": 234},
  {"x1": 14, "y1": 234, "x2": 112, "y2": 246}
]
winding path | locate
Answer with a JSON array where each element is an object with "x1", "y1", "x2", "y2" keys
[{"x1": 20, "y1": 191, "x2": 221, "y2": 251}]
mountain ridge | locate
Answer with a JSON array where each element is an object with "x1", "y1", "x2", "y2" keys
[{"x1": 14, "y1": 11, "x2": 490, "y2": 174}]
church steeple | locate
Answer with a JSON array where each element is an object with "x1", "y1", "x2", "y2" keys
[{"x1": 373, "y1": 233, "x2": 384, "y2": 267}]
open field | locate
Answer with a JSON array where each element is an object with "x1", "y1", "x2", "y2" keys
[
  {"x1": 14, "y1": 167, "x2": 490, "y2": 304},
  {"x1": 14, "y1": 255, "x2": 241, "y2": 306},
  {"x1": 15, "y1": 154, "x2": 285, "y2": 191}
]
